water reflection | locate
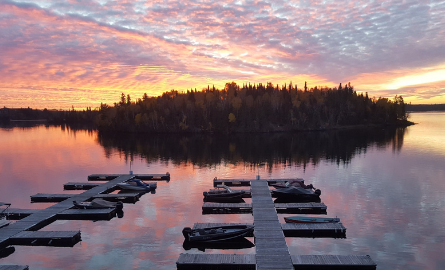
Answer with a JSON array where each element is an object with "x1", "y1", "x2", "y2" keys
[{"x1": 97, "y1": 127, "x2": 407, "y2": 168}]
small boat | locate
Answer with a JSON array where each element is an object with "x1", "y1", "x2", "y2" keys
[
  {"x1": 203, "y1": 185, "x2": 245, "y2": 202},
  {"x1": 73, "y1": 198, "x2": 123, "y2": 211},
  {"x1": 0, "y1": 202, "x2": 11, "y2": 229},
  {"x1": 284, "y1": 216, "x2": 340, "y2": 224},
  {"x1": 182, "y1": 225, "x2": 254, "y2": 242},
  {"x1": 271, "y1": 186, "x2": 321, "y2": 202},
  {"x1": 0, "y1": 246, "x2": 15, "y2": 259},
  {"x1": 271, "y1": 180, "x2": 314, "y2": 189},
  {"x1": 182, "y1": 237, "x2": 255, "y2": 251},
  {"x1": 117, "y1": 179, "x2": 157, "y2": 191}
]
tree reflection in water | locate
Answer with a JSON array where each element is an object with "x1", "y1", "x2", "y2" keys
[{"x1": 97, "y1": 127, "x2": 406, "y2": 169}]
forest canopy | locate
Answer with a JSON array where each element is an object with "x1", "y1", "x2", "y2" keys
[{"x1": 95, "y1": 81, "x2": 410, "y2": 133}]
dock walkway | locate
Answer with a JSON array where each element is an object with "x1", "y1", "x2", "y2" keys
[
  {"x1": 251, "y1": 180, "x2": 294, "y2": 270},
  {"x1": 0, "y1": 175, "x2": 134, "y2": 249},
  {"x1": 177, "y1": 178, "x2": 376, "y2": 270}
]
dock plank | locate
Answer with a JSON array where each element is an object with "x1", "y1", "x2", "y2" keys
[
  {"x1": 176, "y1": 254, "x2": 256, "y2": 270},
  {"x1": 0, "y1": 266, "x2": 29, "y2": 270},
  {"x1": 63, "y1": 182, "x2": 100, "y2": 190},
  {"x1": 291, "y1": 255, "x2": 377, "y2": 269},
  {"x1": 9, "y1": 230, "x2": 81, "y2": 247},
  {"x1": 213, "y1": 178, "x2": 304, "y2": 187},
  {"x1": 88, "y1": 173, "x2": 170, "y2": 181},
  {"x1": 202, "y1": 202, "x2": 327, "y2": 214}
]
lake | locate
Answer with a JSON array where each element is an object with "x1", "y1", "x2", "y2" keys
[{"x1": 0, "y1": 112, "x2": 444, "y2": 270}]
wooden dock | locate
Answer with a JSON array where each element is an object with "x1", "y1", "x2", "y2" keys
[
  {"x1": 30, "y1": 192, "x2": 141, "y2": 203},
  {"x1": 191, "y1": 223, "x2": 346, "y2": 238},
  {"x1": 0, "y1": 266, "x2": 29, "y2": 270},
  {"x1": 178, "y1": 178, "x2": 375, "y2": 270},
  {"x1": 0, "y1": 175, "x2": 135, "y2": 249},
  {"x1": 9, "y1": 231, "x2": 81, "y2": 247},
  {"x1": 176, "y1": 254, "x2": 376, "y2": 269},
  {"x1": 63, "y1": 182, "x2": 100, "y2": 190},
  {"x1": 251, "y1": 180, "x2": 294, "y2": 270},
  {"x1": 213, "y1": 178, "x2": 304, "y2": 187},
  {"x1": 202, "y1": 202, "x2": 327, "y2": 214},
  {"x1": 88, "y1": 173, "x2": 170, "y2": 181},
  {"x1": 6, "y1": 208, "x2": 117, "y2": 221}
]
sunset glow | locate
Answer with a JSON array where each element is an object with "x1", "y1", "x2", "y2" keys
[{"x1": 1, "y1": 0, "x2": 445, "y2": 109}]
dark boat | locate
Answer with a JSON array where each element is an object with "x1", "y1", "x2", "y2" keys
[
  {"x1": 203, "y1": 185, "x2": 245, "y2": 202},
  {"x1": 271, "y1": 186, "x2": 321, "y2": 202},
  {"x1": 284, "y1": 216, "x2": 340, "y2": 224},
  {"x1": 182, "y1": 225, "x2": 254, "y2": 242},
  {"x1": 182, "y1": 237, "x2": 255, "y2": 251},
  {"x1": 73, "y1": 198, "x2": 123, "y2": 211},
  {"x1": 0, "y1": 246, "x2": 15, "y2": 259}
]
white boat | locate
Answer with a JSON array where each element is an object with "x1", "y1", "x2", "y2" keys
[
  {"x1": 73, "y1": 198, "x2": 123, "y2": 210},
  {"x1": 117, "y1": 179, "x2": 157, "y2": 191},
  {"x1": 0, "y1": 202, "x2": 11, "y2": 228}
]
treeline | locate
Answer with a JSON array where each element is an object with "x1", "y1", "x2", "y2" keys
[
  {"x1": 0, "y1": 107, "x2": 98, "y2": 126},
  {"x1": 96, "y1": 81, "x2": 410, "y2": 133}
]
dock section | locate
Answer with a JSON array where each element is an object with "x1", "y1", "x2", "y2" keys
[
  {"x1": 177, "y1": 178, "x2": 375, "y2": 270},
  {"x1": 88, "y1": 173, "x2": 170, "y2": 181},
  {"x1": 177, "y1": 254, "x2": 376, "y2": 269},
  {"x1": 202, "y1": 202, "x2": 327, "y2": 214},
  {"x1": 0, "y1": 175, "x2": 134, "y2": 249},
  {"x1": 251, "y1": 180, "x2": 294, "y2": 270},
  {"x1": 0, "y1": 266, "x2": 29, "y2": 270}
]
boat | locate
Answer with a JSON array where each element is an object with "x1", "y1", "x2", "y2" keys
[
  {"x1": 73, "y1": 198, "x2": 123, "y2": 211},
  {"x1": 271, "y1": 186, "x2": 321, "y2": 202},
  {"x1": 117, "y1": 179, "x2": 157, "y2": 191},
  {"x1": 270, "y1": 180, "x2": 314, "y2": 189},
  {"x1": 182, "y1": 237, "x2": 255, "y2": 251},
  {"x1": 182, "y1": 225, "x2": 254, "y2": 242},
  {"x1": 0, "y1": 202, "x2": 11, "y2": 228},
  {"x1": 284, "y1": 216, "x2": 340, "y2": 224},
  {"x1": 0, "y1": 246, "x2": 15, "y2": 259},
  {"x1": 203, "y1": 185, "x2": 245, "y2": 202}
]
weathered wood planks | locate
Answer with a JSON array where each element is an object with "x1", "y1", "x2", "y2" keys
[
  {"x1": 63, "y1": 182, "x2": 100, "y2": 190},
  {"x1": 0, "y1": 266, "x2": 29, "y2": 270},
  {"x1": 213, "y1": 178, "x2": 304, "y2": 187},
  {"x1": 30, "y1": 192, "x2": 141, "y2": 203},
  {"x1": 88, "y1": 173, "x2": 170, "y2": 181},
  {"x1": 176, "y1": 254, "x2": 256, "y2": 270},
  {"x1": 202, "y1": 202, "x2": 327, "y2": 214},
  {"x1": 176, "y1": 254, "x2": 377, "y2": 270},
  {"x1": 9, "y1": 231, "x2": 81, "y2": 247}
]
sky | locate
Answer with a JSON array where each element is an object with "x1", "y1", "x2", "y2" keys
[{"x1": 1, "y1": 0, "x2": 445, "y2": 110}]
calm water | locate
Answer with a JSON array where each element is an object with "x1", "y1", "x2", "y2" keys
[{"x1": 0, "y1": 112, "x2": 444, "y2": 270}]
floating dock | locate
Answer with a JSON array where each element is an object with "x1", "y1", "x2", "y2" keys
[
  {"x1": 0, "y1": 266, "x2": 29, "y2": 270},
  {"x1": 202, "y1": 202, "x2": 327, "y2": 214},
  {"x1": 177, "y1": 178, "x2": 375, "y2": 270},
  {"x1": 176, "y1": 254, "x2": 376, "y2": 269},
  {"x1": 191, "y1": 223, "x2": 346, "y2": 238},
  {"x1": 88, "y1": 173, "x2": 170, "y2": 181},
  {"x1": 9, "y1": 231, "x2": 81, "y2": 247},
  {"x1": 30, "y1": 192, "x2": 141, "y2": 203},
  {"x1": 6, "y1": 208, "x2": 117, "y2": 221},
  {"x1": 63, "y1": 182, "x2": 100, "y2": 190},
  {"x1": 0, "y1": 174, "x2": 136, "y2": 250},
  {"x1": 213, "y1": 178, "x2": 304, "y2": 187}
]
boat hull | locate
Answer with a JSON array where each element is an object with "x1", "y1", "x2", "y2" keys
[
  {"x1": 183, "y1": 225, "x2": 254, "y2": 242},
  {"x1": 284, "y1": 216, "x2": 340, "y2": 224}
]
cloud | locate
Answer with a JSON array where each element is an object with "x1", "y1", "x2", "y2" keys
[{"x1": 1, "y1": 0, "x2": 445, "y2": 109}]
